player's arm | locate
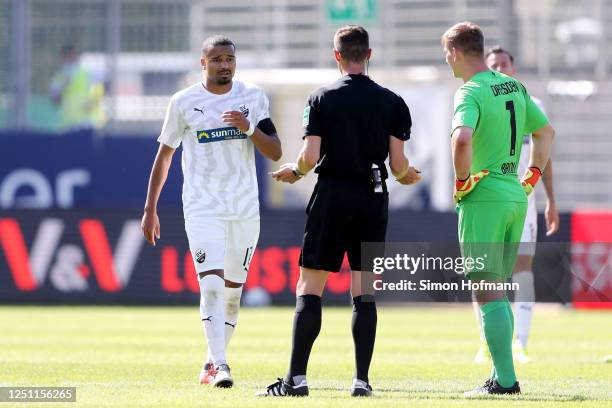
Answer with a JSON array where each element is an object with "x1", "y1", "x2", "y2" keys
[
  {"x1": 271, "y1": 93, "x2": 323, "y2": 183},
  {"x1": 389, "y1": 94, "x2": 420, "y2": 185},
  {"x1": 451, "y1": 126, "x2": 473, "y2": 180},
  {"x1": 389, "y1": 135, "x2": 421, "y2": 185},
  {"x1": 271, "y1": 136, "x2": 320, "y2": 184},
  {"x1": 521, "y1": 123, "x2": 555, "y2": 195},
  {"x1": 221, "y1": 112, "x2": 282, "y2": 161},
  {"x1": 450, "y1": 89, "x2": 489, "y2": 202},
  {"x1": 298, "y1": 135, "x2": 321, "y2": 173},
  {"x1": 541, "y1": 158, "x2": 560, "y2": 235},
  {"x1": 451, "y1": 127, "x2": 489, "y2": 202},
  {"x1": 529, "y1": 124, "x2": 554, "y2": 173},
  {"x1": 450, "y1": 88, "x2": 477, "y2": 180},
  {"x1": 250, "y1": 124, "x2": 282, "y2": 162},
  {"x1": 520, "y1": 88, "x2": 555, "y2": 195},
  {"x1": 142, "y1": 94, "x2": 182, "y2": 246},
  {"x1": 142, "y1": 144, "x2": 175, "y2": 246}
]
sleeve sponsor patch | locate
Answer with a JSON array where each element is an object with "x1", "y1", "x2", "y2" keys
[{"x1": 302, "y1": 106, "x2": 310, "y2": 127}]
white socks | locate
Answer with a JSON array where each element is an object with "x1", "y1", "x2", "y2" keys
[
  {"x1": 203, "y1": 282, "x2": 244, "y2": 365},
  {"x1": 224, "y1": 286, "x2": 243, "y2": 346},
  {"x1": 199, "y1": 274, "x2": 226, "y2": 366},
  {"x1": 512, "y1": 270, "x2": 535, "y2": 347}
]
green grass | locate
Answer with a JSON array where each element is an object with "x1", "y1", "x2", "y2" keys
[{"x1": 1, "y1": 305, "x2": 611, "y2": 407}]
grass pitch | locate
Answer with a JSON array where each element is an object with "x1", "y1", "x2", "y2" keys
[{"x1": 1, "y1": 305, "x2": 611, "y2": 407}]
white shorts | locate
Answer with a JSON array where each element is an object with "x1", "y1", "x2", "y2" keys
[
  {"x1": 184, "y1": 218, "x2": 260, "y2": 283},
  {"x1": 517, "y1": 196, "x2": 537, "y2": 256}
]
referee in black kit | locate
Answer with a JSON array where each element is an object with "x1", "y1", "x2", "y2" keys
[{"x1": 257, "y1": 26, "x2": 421, "y2": 398}]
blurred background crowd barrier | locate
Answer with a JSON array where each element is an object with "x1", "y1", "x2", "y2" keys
[{"x1": 0, "y1": 0, "x2": 610, "y2": 305}]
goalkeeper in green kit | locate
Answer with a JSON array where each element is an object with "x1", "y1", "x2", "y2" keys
[{"x1": 441, "y1": 22, "x2": 555, "y2": 395}]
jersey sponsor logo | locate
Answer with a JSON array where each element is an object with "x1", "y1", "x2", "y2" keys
[
  {"x1": 239, "y1": 104, "x2": 249, "y2": 118},
  {"x1": 490, "y1": 80, "x2": 520, "y2": 97},
  {"x1": 302, "y1": 106, "x2": 310, "y2": 127},
  {"x1": 501, "y1": 161, "x2": 518, "y2": 174},
  {"x1": 196, "y1": 127, "x2": 246, "y2": 143}
]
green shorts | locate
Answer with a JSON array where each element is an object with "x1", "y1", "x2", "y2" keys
[{"x1": 457, "y1": 200, "x2": 527, "y2": 280}]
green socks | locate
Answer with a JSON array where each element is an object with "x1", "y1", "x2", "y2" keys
[
  {"x1": 505, "y1": 300, "x2": 514, "y2": 334},
  {"x1": 481, "y1": 299, "x2": 517, "y2": 388}
]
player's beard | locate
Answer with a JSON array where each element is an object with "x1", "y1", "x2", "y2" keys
[{"x1": 216, "y1": 71, "x2": 233, "y2": 85}]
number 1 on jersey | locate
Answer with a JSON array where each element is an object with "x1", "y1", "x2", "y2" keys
[{"x1": 506, "y1": 100, "x2": 517, "y2": 156}]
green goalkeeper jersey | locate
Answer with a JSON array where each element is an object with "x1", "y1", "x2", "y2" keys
[{"x1": 452, "y1": 70, "x2": 549, "y2": 202}]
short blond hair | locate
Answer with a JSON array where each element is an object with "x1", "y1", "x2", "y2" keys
[{"x1": 441, "y1": 21, "x2": 484, "y2": 57}]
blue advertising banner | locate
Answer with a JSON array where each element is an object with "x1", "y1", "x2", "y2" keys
[{"x1": 0, "y1": 131, "x2": 266, "y2": 210}]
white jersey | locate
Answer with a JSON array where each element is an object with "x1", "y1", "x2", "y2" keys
[{"x1": 158, "y1": 81, "x2": 270, "y2": 221}]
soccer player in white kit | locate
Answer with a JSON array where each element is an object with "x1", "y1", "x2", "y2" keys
[
  {"x1": 472, "y1": 46, "x2": 560, "y2": 364},
  {"x1": 141, "y1": 35, "x2": 282, "y2": 387}
]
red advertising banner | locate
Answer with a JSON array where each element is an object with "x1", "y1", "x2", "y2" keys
[
  {"x1": 571, "y1": 210, "x2": 612, "y2": 308},
  {"x1": 0, "y1": 209, "x2": 572, "y2": 305},
  {"x1": 0, "y1": 210, "x2": 355, "y2": 304}
]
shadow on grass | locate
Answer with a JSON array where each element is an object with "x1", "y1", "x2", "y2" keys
[{"x1": 269, "y1": 385, "x2": 593, "y2": 402}]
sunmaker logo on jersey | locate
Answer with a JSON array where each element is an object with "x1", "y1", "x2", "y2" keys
[{"x1": 196, "y1": 127, "x2": 247, "y2": 143}]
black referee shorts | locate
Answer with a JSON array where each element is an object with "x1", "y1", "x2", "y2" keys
[{"x1": 299, "y1": 178, "x2": 388, "y2": 272}]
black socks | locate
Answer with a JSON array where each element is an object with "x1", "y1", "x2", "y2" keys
[
  {"x1": 352, "y1": 295, "x2": 377, "y2": 383},
  {"x1": 286, "y1": 294, "x2": 377, "y2": 385},
  {"x1": 287, "y1": 294, "x2": 322, "y2": 381}
]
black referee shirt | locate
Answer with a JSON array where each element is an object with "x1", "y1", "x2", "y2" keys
[{"x1": 303, "y1": 74, "x2": 411, "y2": 181}]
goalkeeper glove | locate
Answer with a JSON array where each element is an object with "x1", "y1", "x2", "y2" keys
[
  {"x1": 520, "y1": 166, "x2": 542, "y2": 196},
  {"x1": 454, "y1": 170, "x2": 489, "y2": 203}
]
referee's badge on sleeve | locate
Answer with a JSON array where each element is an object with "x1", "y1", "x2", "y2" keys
[{"x1": 302, "y1": 106, "x2": 310, "y2": 127}]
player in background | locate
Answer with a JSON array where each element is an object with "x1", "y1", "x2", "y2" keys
[
  {"x1": 141, "y1": 35, "x2": 281, "y2": 388},
  {"x1": 442, "y1": 22, "x2": 554, "y2": 395},
  {"x1": 49, "y1": 43, "x2": 106, "y2": 132},
  {"x1": 472, "y1": 46, "x2": 560, "y2": 365}
]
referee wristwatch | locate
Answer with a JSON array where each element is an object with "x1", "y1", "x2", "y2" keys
[{"x1": 291, "y1": 165, "x2": 304, "y2": 179}]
